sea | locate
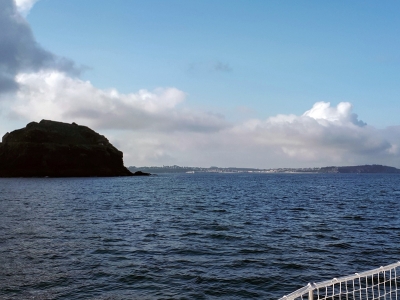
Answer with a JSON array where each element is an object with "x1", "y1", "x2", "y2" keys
[{"x1": 1, "y1": 173, "x2": 400, "y2": 299}]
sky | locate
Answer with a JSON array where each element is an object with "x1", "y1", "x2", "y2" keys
[{"x1": 1, "y1": 0, "x2": 400, "y2": 168}]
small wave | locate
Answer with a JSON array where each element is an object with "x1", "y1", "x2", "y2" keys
[
  {"x1": 328, "y1": 242, "x2": 352, "y2": 249},
  {"x1": 290, "y1": 207, "x2": 306, "y2": 211},
  {"x1": 180, "y1": 231, "x2": 201, "y2": 237},
  {"x1": 305, "y1": 247, "x2": 329, "y2": 253},
  {"x1": 342, "y1": 215, "x2": 367, "y2": 221},
  {"x1": 202, "y1": 224, "x2": 230, "y2": 231},
  {"x1": 212, "y1": 209, "x2": 228, "y2": 213},
  {"x1": 239, "y1": 248, "x2": 267, "y2": 254},
  {"x1": 208, "y1": 233, "x2": 241, "y2": 241},
  {"x1": 118, "y1": 274, "x2": 149, "y2": 283},
  {"x1": 281, "y1": 263, "x2": 308, "y2": 270}
]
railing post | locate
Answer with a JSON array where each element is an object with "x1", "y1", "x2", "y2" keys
[{"x1": 308, "y1": 289, "x2": 313, "y2": 300}]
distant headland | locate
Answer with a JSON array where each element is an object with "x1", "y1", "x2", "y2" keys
[
  {"x1": 0, "y1": 120, "x2": 149, "y2": 177},
  {"x1": 129, "y1": 164, "x2": 400, "y2": 174}
]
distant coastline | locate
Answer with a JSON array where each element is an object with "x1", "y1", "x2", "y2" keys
[{"x1": 129, "y1": 164, "x2": 400, "y2": 174}]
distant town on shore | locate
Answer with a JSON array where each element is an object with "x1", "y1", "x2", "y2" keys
[{"x1": 129, "y1": 164, "x2": 400, "y2": 174}]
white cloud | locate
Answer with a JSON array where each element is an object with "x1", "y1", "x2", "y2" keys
[
  {"x1": 14, "y1": 0, "x2": 39, "y2": 16},
  {"x1": 302, "y1": 101, "x2": 366, "y2": 126},
  {"x1": 231, "y1": 103, "x2": 392, "y2": 162},
  {"x1": 11, "y1": 71, "x2": 228, "y2": 132}
]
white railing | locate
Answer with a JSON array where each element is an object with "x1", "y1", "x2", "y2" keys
[{"x1": 279, "y1": 261, "x2": 400, "y2": 300}]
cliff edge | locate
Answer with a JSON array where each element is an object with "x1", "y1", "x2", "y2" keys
[{"x1": 0, "y1": 120, "x2": 134, "y2": 177}]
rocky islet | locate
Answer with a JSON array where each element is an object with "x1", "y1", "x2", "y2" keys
[{"x1": 0, "y1": 120, "x2": 147, "y2": 177}]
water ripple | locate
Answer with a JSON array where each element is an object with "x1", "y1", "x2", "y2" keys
[{"x1": 1, "y1": 174, "x2": 400, "y2": 299}]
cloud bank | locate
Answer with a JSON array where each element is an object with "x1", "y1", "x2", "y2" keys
[{"x1": 9, "y1": 71, "x2": 400, "y2": 167}]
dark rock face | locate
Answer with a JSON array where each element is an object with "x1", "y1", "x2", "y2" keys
[
  {"x1": 132, "y1": 171, "x2": 151, "y2": 176},
  {"x1": 0, "y1": 120, "x2": 134, "y2": 177}
]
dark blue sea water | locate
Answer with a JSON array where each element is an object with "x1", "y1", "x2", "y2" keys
[{"x1": 1, "y1": 173, "x2": 400, "y2": 299}]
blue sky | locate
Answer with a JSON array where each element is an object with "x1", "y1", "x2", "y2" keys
[
  {"x1": 26, "y1": 0, "x2": 400, "y2": 125},
  {"x1": 1, "y1": 0, "x2": 400, "y2": 168}
]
